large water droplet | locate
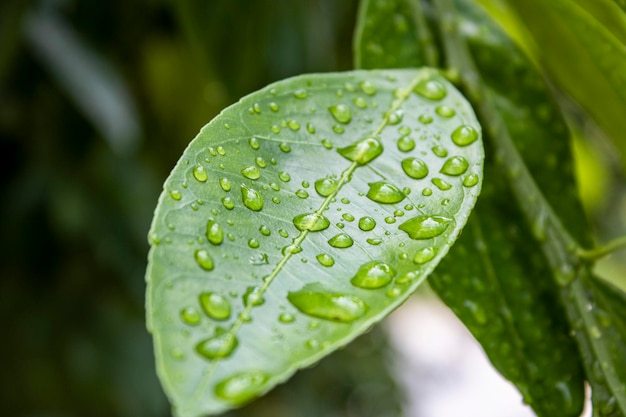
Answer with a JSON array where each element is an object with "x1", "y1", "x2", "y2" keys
[
  {"x1": 287, "y1": 119, "x2": 300, "y2": 131},
  {"x1": 206, "y1": 220, "x2": 224, "y2": 245},
  {"x1": 219, "y1": 177, "x2": 232, "y2": 192},
  {"x1": 413, "y1": 247, "x2": 437, "y2": 264},
  {"x1": 215, "y1": 372, "x2": 269, "y2": 404},
  {"x1": 293, "y1": 213, "x2": 330, "y2": 232},
  {"x1": 432, "y1": 178, "x2": 452, "y2": 191},
  {"x1": 441, "y1": 156, "x2": 469, "y2": 176},
  {"x1": 328, "y1": 233, "x2": 354, "y2": 248},
  {"x1": 241, "y1": 166, "x2": 261, "y2": 180},
  {"x1": 241, "y1": 185, "x2": 264, "y2": 211},
  {"x1": 222, "y1": 196, "x2": 235, "y2": 210},
  {"x1": 397, "y1": 136, "x2": 415, "y2": 152},
  {"x1": 463, "y1": 174, "x2": 479, "y2": 187},
  {"x1": 399, "y1": 215, "x2": 452, "y2": 239},
  {"x1": 316, "y1": 253, "x2": 335, "y2": 267},
  {"x1": 328, "y1": 104, "x2": 352, "y2": 124},
  {"x1": 288, "y1": 286, "x2": 367, "y2": 322},
  {"x1": 180, "y1": 306, "x2": 202, "y2": 326},
  {"x1": 199, "y1": 292, "x2": 232, "y2": 320},
  {"x1": 195, "y1": 329, "x2": 238, "y2": 360},
  {"x1": 243, "y1": 286, "x2": 265, "y2": 307},
  {"x1": 195, "y1": 249, "x2": 215, "y2": 270},
  {"x1": 413, "y1": 79, "x2": 447, "y2": 100},
  {"x1": 170, "y1": 190, "x2": 182, "y2": 201},
  {"x1": 451, "y1": 125, "x2": 479, "y2": 146},
  {"x1": 193, "y1": 165, "x2": 208, "y2": 182},
  {"x1": 337, "y1": 137, "x2": 383, "y2": 165},
  {"x1": 350, "y1": 261, "x2": 396, "y2": 289},
  {"x1": 358, "y1": 216, "x2": 376, "y2": 231},
  {"x1": 401, "y1": 158, "x2": 429, "y2": 179},
  {"x1": 279, "y1": 142, "x2": 291, "y2": 153},
  {"x1": 314, "y1": 178, "x2": 338, "y2": 197},
  {"x1": 366, "y1": 181, "x2": 405, "y2": 203}
]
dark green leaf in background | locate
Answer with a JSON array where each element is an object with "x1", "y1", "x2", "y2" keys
[{"x1": 146, "y1": 68, "x2": 483, "y2": 416}]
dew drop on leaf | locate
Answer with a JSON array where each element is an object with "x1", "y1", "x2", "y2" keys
[
  {"x1": 366, "y1": 181, "x2": 405, "y2": 203},
  {"x1": 199, "y1": 292, "x2": 232, "y2": 320},
  {"x1": 366, "y1": 238, "x2": 383, "y2": 245},
  {"x1": 435, "y1": 105, "x2": 456, "y2": 118},
  {"x1": 195, "y1": 330, "x2": 238, "y2": 360},
  {"x1": 248, "y1": 238, "x2": 260, "y2": 248},
  {"x1": 240, "y1": 185, "x2": 264, "y2": 211},
  {"x1": 259, "y1": 225, "x2": 271, "y2": 236},
  {"x1": 192, "y1": 165, "x2": 208, "y2": 182},
  {"x1": 278, "y1": 313, "x2": 295, "y2": 324},
  {"x1": 359, "y1": 80, "x2": 377, "y2": 95},
  {"x1": 418, "y1": 114, "x2": 433, "y2": 124},
  {"x1": 295, "y1": 189, "x2": 309, "y2": 199},
  {"x1": 432, "y1": 178, "x2": 452, "y2": 191},
  {"x1": 353, "y1": 97, "x2": 367, "y2": 108},
  {"x1": 451, "y1": 125, "x2": 479, "y2": 146},
  {"x1": 316, "y1": 253, "x2": 335, "y2": 267},
  {"x1": 397, "y1": 136, "x2": 415, "y2": 152},
  {"x1": 321, "y1": 138, "x2": 333, "y2": 149},
  {"x1": 401, "y1": 157, "x2": 429, "y2": 179},
  {"x1": 328, "y1": 104, "x2": 352, "y2": 124},
  {"x1": 170, "y1": 190, "x2": 182, "y2": 201},
  {"x1": 194, "y1": 249, "x2": 215, "y2": 270},
  {"x1": 399, "y1": 215, "x2": 452, "y2": 240},
  {"x1": 413, "y1": 79, "x2": 447, "y2": 100},
  {"x1": 314, "y1": 178, "x2": 339, "y2": 197},
  {"x1": 337, "y1": 137, "x2": 384, "y2": 165},
  {"x1": 350, "y1": 261, "x2": 396, "y2": 289},
  {"x1": 180, "y1": 306, "x2": 202, "y2": 326},
  {"x1": 332, "y1": 125, "x2": 345, "y2": 134},
  {"x1": 214, "y1": 371, "x2": 269, "y2": 404},
  {"x1": 413, "y1": 247, "x2": 437, "y2": 264},
  {"x1": 328, "y1": 233, "x2": 354, "y2": 248},
  {"x1": 219, "y1": 177, "x2": 232, "y2": 192},
  {"x1": 278, "y1": 172, "x2": 291, "y2": 182},
  {"x1": 243, "y1": 286, "x2": 265, "y2": 307},
  {"x1": 292, "y1": 213, "x2": 330, "y2": 232},
  {"x1": 422, "y1": 188, "x2": 433, "y2": 196},
  {"x1": 293, "y1": 89, "x2": 308, "y2": 99},
  {"x1": 342, "y1": 213, "x2": 355, "y2": 222},
  {"x1": 440, "y1": 156, "x2": 469, "y2": 176},
  {"x1": 206, "y1": 220, "x2": 224, "y2": 245},
  {"x1": 432, "y1": 145, "x2": 448, "y2": 157},
  {"x1": 358, "y1": 216, "x2": 376, "y2": 231},
  {"x1": 248, "y1": 137, "x2": 260, "y2": 150},
  {"x1": 287, "y1": 287, "x2": 367, "y2": 322},
  {"x1": 222, "y1": 196, "x2": 235, "y2": 210},
  {"x1": 463, "y1": 174, "x2": 479, "y2": 187},
  {"x1": 269, "y1": 102, "x2": 279, "y2": 112}
]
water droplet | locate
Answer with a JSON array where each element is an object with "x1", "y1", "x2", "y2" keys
[
  {"x1": 399, "y1": 215, "x2": 452, "y2": 239},
  {"x1": 463, "y1": 174, "x2": 479, "y2": 187},
  {"x1": 293, "y1": 213, "x2": 330, "y2": 231},
  {"x1": 278, "y1": 142, "x2": 291, "y2": 153},
  {"x1": 366, "y1": 181, "x2": 405, "y2": 204},
  {"x1": 248, "y1": 137, "x2": 260, "y2": 150},
  {"x1": 282, "y1": 243, "x2": 302, "y2": 255},
  {"x1": 170, "y1": 190, "x2": 182, "y2": 200},
  {"x1": 195, "y1": 249, "x2": 215, "y2": 270},
  {"x1": 287, "y1": 120, "x2": 300, "y2": 131},
  {"x1": 271, "y1": 125, "x2": 281, "y2": 133},
  {"x1": 359, "y1": 81, "x2": 377, "y2": 95},
  {"x1": 196, "y1": 330, "x2": 238, "y2": 360},
  {"x1": 259, "y1": 225, "x2": 271, "y2": 236},
  {"x1": 217, "y1": 146, "x2": 226, "y2": 155},
  {"x1": 358, "y1": 216, "x2": 376, "y2": 231},
  {"x1": 222, "y1": 196, "x2": 235, "y2": 210},
  {"x1": 241, "y1": 166, "x2": 261, "y2": 180},
  {"x1": 397, "y1": 136, "x2": 415, "y2": 152},
  {"x1": 321, "y1": 139, "x2": 333, "y2": 149},
  {"x1": 241, "y1": 185, "x2": 264, "y2": 211},
  {"x1": 387, "y1": 109, "x2": 403, "y2": 125},
  {"x1": 350, "y1": 261, "x2": 396, "y2": 289},
  {"x1": 316, "y1": 253, "x2": 335, "y2": 267},
  {"x1": 328, "y1": 233, "x2": 354, "y2": 248},
  {"x1": 436, "y1": 105, "x2": 455, "y2": 117},
  {"x1": 219, "y1": 177, "x2": 232, "y2": 191},
  {"x1": 422, "y1": 188, "x2": 432, "y2": 196},
  {"x1": 418, "y1": 114, "x2": 433, "y2": 124},
  {"x1": 279, "y1": 312, "x2": 295, "y2": 323},
  {"x1": 432, "y1": 178, "x2": 452, "y2": 191},
  {"x1": 328, "y1": 104, "x2": 352, "y2": 124},
  {"x1": 398, "y1": 126, "x2": 411, "y2": 135},
  {"x1": 288, "y1": 286, "x2": 367, "y2": 322},
  {"x1": 278, "y1": 229, "x2": 289, "y2": 238},
  {"x1": 332, "y1": 125, "x2": 345, "y2": 134},
  {"x1": 441, "y1": 156, "x2": 469, "y2": 176},
  {"x1": 413, "y1": 247, "x2": 437, "y2": 264},
  {"x1": 293, "y1": 89, "x2": 308, "y2": 99},
  {"x1": 413, "y1": 79, "x2": 447, "y2": 100},
  {"x1": 451, "y1": 125, "x2": 479, "y2": 146},
  {"x1": 243, "y1": 286, "x2": 265, "y2": 307},
  {"x1": 278, "y1": 171, "x2": 291, "y2": 182},
  {"x1": 199, "y1": 292, "x2": 231, "y2": 320},
  {"x1": 295, "y1": 189, "x2": 309, "y2": 199},
  {"x1": 401, "y1": 158, "x2": 429, "y2": 179},
  {"x1": 314, "y1": 178, "x2": 338, "y2": 197},
  {"x1": 180, "y1": 306, "x2": 202, "y2": 325},
  {"x1": 255, "y1": 157, "x2": 267, "y2": 168},
  {"x1": 206, "y1": 220, "x2": 224, "y2": 245},
  {"x1": 342, "y1": 213, "x2": 355, "y2": 222},
  {"x1": 366, "y1": 238, "x2": 383, "y2": 245},
  {"x1": 341, "y1": 197, "x2": 350, "y2": 204},
  {"x1": 192, "y1": 165, "x2": 208, "y2": 182},
  {"x1": 214, "y1": 371, "x2": 268, "y2": 404},
  {"x1": 385, "y1": 216, "x2": 396, "y2": 224},
  {"x1": 353, "y1": 97, "x2": 367, "y2": 108},
  {"x1": 432, "y1": 145, "x2": 448, "y2": 157},
  {"x1": 248, "y1": 238, "x2": 260, "y2": 248},
  {"x1": 269, "y1": 102, "x2": 279, "y2": 112}
]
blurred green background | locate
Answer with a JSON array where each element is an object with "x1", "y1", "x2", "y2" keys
[{"x1": 1, "y1": 0, "x2": 624, "y2": 416}]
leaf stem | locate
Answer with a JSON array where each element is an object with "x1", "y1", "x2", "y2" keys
[{"x1": 578, "y1": 234, "x2": 626, "y2": 262}]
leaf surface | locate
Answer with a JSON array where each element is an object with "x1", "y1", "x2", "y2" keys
[{"x1": 146, "y1": 68, "x2": 483, "y2": 417}]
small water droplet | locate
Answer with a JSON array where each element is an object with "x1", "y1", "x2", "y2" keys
[
  {"x1": 432, "y1": 178, "x2": 452, "y2": 191},
  {"x1": 366, "y1": 238, "x2": 383, "y2": 245},
  {"x1": 219, "y1": 177, "x2": 232, "y2": 191},
  {"x1": 366, "y1": 181, "x2": 405, "y2": 203},
  {"x1": 199, "y1": 292, "x2": 231, "y2": 320},
  {"x1": 399, "y1": 215, "x2": 452, "y2": 239},
  {"x1": 214, "y1": 372, "x2": 268, "y2": 403},
  {"x1": 180, "y1": 306, "x2": 202, "y2": 325},
  {"x1": 293, "y1": 89, "x2": 308, "y2": 99},
  {"x1": 463, "y1": 174, "x2": 479, "y2": 187},
  {"x1": 279, "y1": 312, "x2": 295, "y2": 323},
  {"x1": 332, "y1": 125, "x2": 345, "y2": 134},
  {"x1": 196, "y1": 329, "x2": 238, "y2": 360},
  {"x1": 271, "y1": 125, "x2": 281, "y2": 133},
  {"x1": 387, "y1": 110, "x2": 403, "y2": 125},
  {"x1": 328, "y1": 233, "x2": 354, "y2": 248},
  {"x1": 314, "y1": 178, "x2": 338, "y2": 197},
  {"x1": 195, "y1": 249, "x2": 215, "y2": 270},
  {"x1": 342, "y1": 213, "x2": 355, "y2": 222},
  {"x1": 170, "y1": 190, "x2": 182, "y2": 200},
  {"x1": 243, "y1": 286, "x2": 265, "y2": 307},
  {"x1": 350, "y1": 261, "x2": 396, "y2": 289},
  {"x1": 259, "y1": 225, "x2": 271, "y2": 236},
  {"x1": 328, "y1": 104, "x2": 352, "y2": 124},
  {"x1": 206, "y1": 220, "x2": 224, "y2": 245},
  {"x1": 287, "y1": 120, "x2": 300, "y2": 131},
  {"x1": 255, "y1": 157, "x2": 267, "y2": 168},
  {"x1": 353, "y1": 97, "x2": 367, "y2": 108},
  {"x1": 249, "y1": 137, "x2": 260, "y2": 150},
  {"x1": 282, "y1": 243, "x2": 302, "y2": 255},
  {"x1": 359, "y1": 81, "x2": 377, "y2": 95},
  {"x1": 295, "y1": 189, "x2": 309, "y2": 199},
  {"x1": 436, "y1": 105, "x2": 455, "y2": 117},
  {"x1": 418, "y1": 114, "x2": 433, "y2": 124},
  {"x1": 441, "y1": 156, "x2": 469, "y2": 176},
  {"x1": 278, "y1": 229, "x2": 289, "y2": 238},
  {"x1": 222, "y1": 196, "x2": 235, "y2": 210},
  {"x1": 358, "y1": 216, "x2": 376, "y2": 231},
  {"x1": 316, "y1": 253, "x2": 335, "y2": 267},
  {"x1": 413, "y1": 247, "x2": 437, "y2": 264},
  {"x1": 278, "y1": 142, "x2": 291, "y2": 153},
  {"x1": 248, "y1": 238, "x2": 260, "y2": 248},
  {"x1": 401, "y1": 158, "x2": 429, "y2": 179},
  {"x1": 413, "y1": 79, "x2": 447, "y2": 100},
  {"x1": 288, "y1": 286, "x2": 367, "y2": 322},
  {"x1": 293, "y1": 213, "x2": 330, "y2": 231},
  {"x1": 422, "y1": 188, "x2": 432, "y2": 196},
  {"x1": 217, "y1": 146, "x2": 226, "y2": 155},
  {"x1": 278, "y1": 171, "x2": 291, "y2": 182},
  {"x1": 432, "y1": 145, "x2": 448, "y2": 157},
  {"x1": 321, "y1": 139, "x2": 333, "y2": 149},
  {"x1": 397, "y1": 136, "x2": 415, "y2": 152},
  {"x1": 341, "y1": 197, "x2": 350, "y2": 204},
  {"x1": 241, "y1": 166, "x2": 261, "y2": 180},
  {"x1": 241, "y1": 185, "x2": 264, "y2": 211},
  {"x1": 451, "y1": 125, "x2": 479, "y2": 146},
  {"x1": 385, "y1": 216, "x2": 396, "y2": 224},
  {"x1": 269, "y1": 102, "x2": 279, "y2": 112},
  {"x1": 192, "y1": 165, "x2": 208, "y2": 182}
]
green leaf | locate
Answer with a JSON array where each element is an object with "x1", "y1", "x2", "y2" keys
[{"x1": 146, "y1": 68, "x2": 483, "y2": 417}]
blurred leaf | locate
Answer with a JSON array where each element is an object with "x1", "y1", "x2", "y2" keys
[{"x1": 146, "y1": 68, "x2": 483, "y2": 416}]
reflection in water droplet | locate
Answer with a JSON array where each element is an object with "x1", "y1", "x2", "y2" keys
[
  {"x1": 397, "y1": 136, "x2": 415, "y2": 152},
  {"x1": 288, "y1": 286, "x2": 367, "y2": 322},
  {"x1": 206, "y1": 220, "x2": 224, "y2": 245},
  {"x1": 222, "y1": 196, "x2": 235, "y2": 210},
  {"x1": 366, "y1": 181, "x2": 405, "y2": 203},
  {"x1": 243, "y1": 286, "x2": 265, "y2": 307},
  {"x1": 328, "y1": 104, "x2": 352, "y2": 124},
  {"x1": 399, "y1": 215, "x2": 452, "y2": 239},
  {"x1": 328, "y1": 233, "x2": 354, "y2": 248},
  {"x1": 452, "y1": 125, "x2": 479, "y2": 146},
  {"x1": 259, "y1": 225, "x2": 271, "y2": 236},
  {"x1": 193, "y1": 165, "x2": 208, "y2": 182},
  {"x1": 337, "y1": 137, "x2": 383, "y2": 165},
  {"x1": 249, "y1": 137, "x2": 260, "y2": 149},
  {"x1": 358, "y1": 216, "x2": 376, "y2": 231},
  {"x1": 170, "y1": 190, "x2": 182, "y2": 200},
  {"x1": 195, "y1": 249, "x2": 215, "y2": 270},
  {"x1": 432, "y1": 178, "x2": 452, "y2": 191},
  {"x1": 413, "y1": 247, "x2": 437, "y2": 264},
  {"x1": 463, "y1": 174, "x2": 479, "y2": 187},
  {"x1": 278, "y1": 172, "x2": 291, "y2": 182},
  {"x1": 441, "y1": 156, "x2": 469, "y2": 176},
  {"x1": 295, "y1": 189, "x2": 309, "y2": 199},
  {"x1": 199, "y1": 292, "x2": 231, "y2": 320},
  {"x1": 241, "y1": 166, "x2": 260, "y2": 180},
  {"x1": 314, "y1": 178, "x2": 338, "y2": 197},
  {"x1": 316, "y1": 253, "x2": 335, "y2": 267},
  {"x1": 413, "y1": 79, "x2": 447, "y2": 100},
  {"x1": 214, "y1": 372, "x2": 268, "y2": 403},
  {"x1": 196, "y1": 330, "x2": 238, "y2": 360},
  {"x1": 248, "y1": 238, "x2": 260, "y2": 248},
  {"x1": 219, "y1": 177, "x2": 232, "y2": 192},
  {"x1": 401, "y1": 158, "x2": 429, "y2": 179},
  {"x1": 241, "y1": 185, "x2": 264, "y2": 211},
  {"x1": 293, "y1": 213, "x2": 330, "y2": 231},
  {"x1": 180, "y1": 306, "x2": 202, "y2": 325},
  {"x1": 351, "y1": 261, "x2": 396, "y2": 289}
]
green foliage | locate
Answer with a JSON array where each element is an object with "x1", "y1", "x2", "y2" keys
[{"x1": 146, "y1": 68, "x2": 483, "y2": 417}]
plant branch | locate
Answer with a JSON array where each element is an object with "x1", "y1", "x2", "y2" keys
[{"x1": 578, "y1": 234, "x2": 626, "y2": 262}]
